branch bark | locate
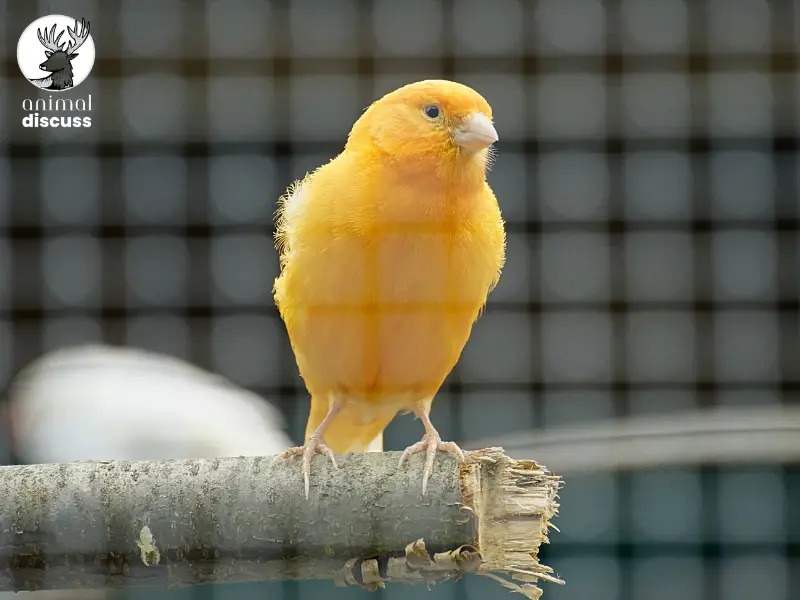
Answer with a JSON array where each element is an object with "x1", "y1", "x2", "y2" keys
[{"x1": 0, "y1": 448, "x2": 562, "y2": 598}]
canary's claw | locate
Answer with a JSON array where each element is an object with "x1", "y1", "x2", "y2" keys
[
  {"x1": 280, "y1": 436, "x2": 337, "y2": 500},
  {"x1": 398, "y1": 432, "x2": 465, "y2": 496}
]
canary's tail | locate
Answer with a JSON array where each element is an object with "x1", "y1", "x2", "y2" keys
[{"x1": 305, "y1": 396, "x2": 394, "y2": 453}]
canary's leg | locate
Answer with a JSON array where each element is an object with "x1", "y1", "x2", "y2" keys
[
  {"x1": 398, "y1": 402, "x2": 465, "y2": 495},
  {"x1": 280, "y1": 396, "x2": 343, "y2": 500}
]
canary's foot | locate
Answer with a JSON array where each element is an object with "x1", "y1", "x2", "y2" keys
[
  {"x1": 398, "y1": 432, "x2": 465, "y2": 496},
  {"x1": 280, "y1": 435, "x2": 337, "y2": 500}
]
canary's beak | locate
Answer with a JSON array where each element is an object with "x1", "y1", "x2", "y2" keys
[{"x1": 454, "y1": 113, "x2": 499, "y2": 152}]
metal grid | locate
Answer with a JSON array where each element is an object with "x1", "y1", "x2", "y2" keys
[{"x1": 0, "y1": 1, "x2": 798, "y2": 599}]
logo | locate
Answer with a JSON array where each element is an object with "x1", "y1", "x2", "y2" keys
[{"x1": 17, "y1": 15, "x2": 94, "y2": 92}]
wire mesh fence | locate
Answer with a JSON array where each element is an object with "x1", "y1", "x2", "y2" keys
[{"x1": 0, "y1": 1, "x2": 798, "y2": 599}]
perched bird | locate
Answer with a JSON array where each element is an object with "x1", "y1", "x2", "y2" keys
[
  {"x1": 274, "y1": 79, "x2": 506, "y2": 498},
  {"x1": 6, "y1": 344, "x2": 293, "y2": 464}
]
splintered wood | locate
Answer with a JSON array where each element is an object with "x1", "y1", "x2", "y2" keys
[{"x1": 335, "y1": 447, "x2": 564, "y2": 598}]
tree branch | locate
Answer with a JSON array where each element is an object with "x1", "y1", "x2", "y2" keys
[{"x1": 0, "y1": 448, "x2": 562, "y2": 598}]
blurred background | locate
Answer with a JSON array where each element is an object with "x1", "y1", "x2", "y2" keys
[{"x1": 0, "y1": 0, "x2": 799, "y2": 599}]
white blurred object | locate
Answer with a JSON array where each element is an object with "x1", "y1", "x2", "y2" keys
[
  {"x1": 2, "y1": 344, "x2": 293, "y2": 598},
  {"x1": 6, "y1": 344, "x2": 293, "y2": 465}
]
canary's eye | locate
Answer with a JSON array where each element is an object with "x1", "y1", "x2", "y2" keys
[{"x1": 423, "y1": 105, "x2": 441, "y2": 119}]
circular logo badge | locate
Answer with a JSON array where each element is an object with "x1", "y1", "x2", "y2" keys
[{"x1": 17, "y1": 15, "x2": 95, "y2": 92}]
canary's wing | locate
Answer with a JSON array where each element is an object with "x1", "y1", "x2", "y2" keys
[{"x1": 276, "y1": 157, "x2": 391, "y2": 453}]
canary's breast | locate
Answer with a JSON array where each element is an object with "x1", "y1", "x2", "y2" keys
[{"x1": 274, "y1": 158, "x2": 505, "y2": 409}]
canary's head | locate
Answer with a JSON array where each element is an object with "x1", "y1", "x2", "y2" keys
[{"x1": 347, "y1": 79, "x2": 498, "y2": 172}]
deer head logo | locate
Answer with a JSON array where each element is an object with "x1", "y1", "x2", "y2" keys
[{"x1": 17, "y1": 15, "x2": 95, "y2": 92}]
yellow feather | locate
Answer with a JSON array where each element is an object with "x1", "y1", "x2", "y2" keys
[{"x1": 274, "y1": 80, "x2": 506, "y2": 453}]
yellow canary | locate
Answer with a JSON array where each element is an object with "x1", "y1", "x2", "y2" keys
[{"x1": 274, "y1": 80, "x2": 506, "y2": 498}]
